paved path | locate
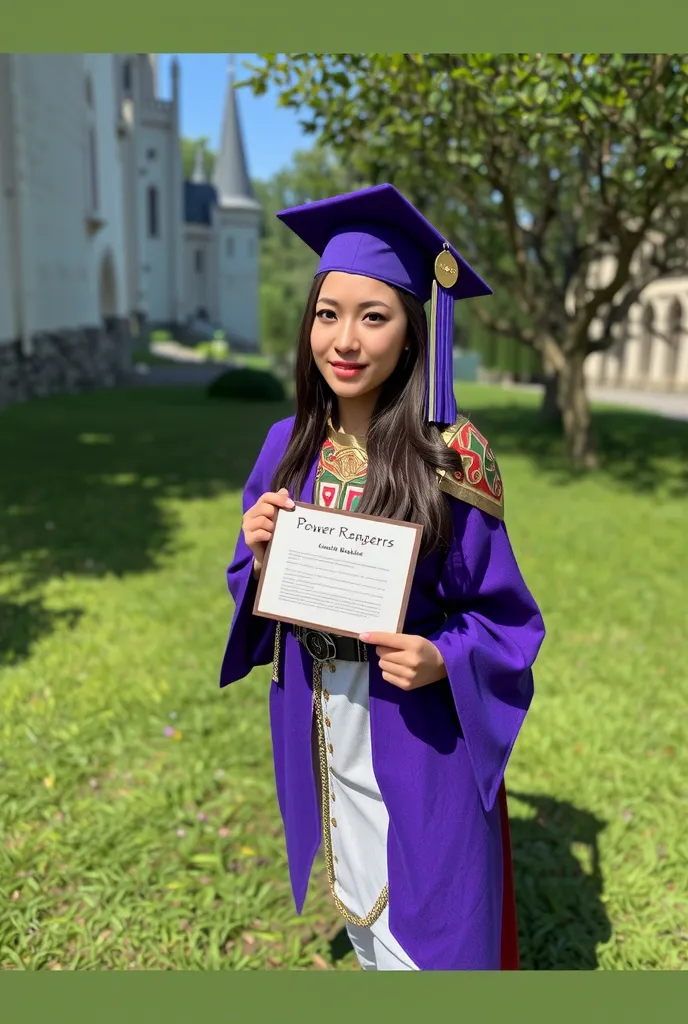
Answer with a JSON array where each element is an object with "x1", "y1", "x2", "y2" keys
[
  {"x1": 127, "y1": 344, "x2": 688, "y2": 422},
  {"x1": 586, "y1": 385, "x2": 688, "y2": 422},
  {"x1": 502, "y1": 381, "x2": 688, "y2": 422},
  {"x1": 125, "y1": 341, "x2": 230, "y2": 387},
  {"x1": 126, "y1": 362, "x2": 223, "y2": 387}
]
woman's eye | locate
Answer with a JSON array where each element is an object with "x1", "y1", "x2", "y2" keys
[
  {"x1": 365, "y1": 312, "x2": 386, "y2": 323},
  {"x1": 316, "y1": 309, "x2": 336, "y2": 321}
]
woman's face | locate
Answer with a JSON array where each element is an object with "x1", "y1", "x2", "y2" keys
[{"x1": 310, "y1": 272, "x2": 408, "y2": 402}]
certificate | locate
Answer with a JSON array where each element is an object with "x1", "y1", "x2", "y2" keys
[{"x1": 252, "y1": 502, "x2": 423, "y2": 638}]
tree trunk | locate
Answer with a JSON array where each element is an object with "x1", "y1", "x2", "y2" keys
[
  {"x1": 539, "y1": 344, "x2": 562, "y2": 424},
  {"x1": 558, "y1": 352, "x2": 598, "y2": 468},
  {"x1": 540, "y1": 370, "x2": 562, "y2": 423}
]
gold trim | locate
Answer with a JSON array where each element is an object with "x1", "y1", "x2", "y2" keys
[
  {"x1": 436, "y1": 471, "x2": 504, "y2": 520},
  {"x1": 440, "y1": 414, "x2": 469, "y2": 445},
  {"x1": 436, "y1": 415, "x2": 505, "y2": 521},
  {"x1": 312, "y1": 655, "x2": 389, "y2": 928},
  {"x1": 325, "y1": 420, "x2": 367, "y2": 452},
  {"x1": 272, "y1": 621, "x2": 281, "y2": 682}
]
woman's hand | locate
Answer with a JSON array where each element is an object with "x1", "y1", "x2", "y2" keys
[
  {"x1": 242, "y1": 488, "x2": 294, "y2": 576},
  {"x1": 359, "y1": 632, "x2": 447, "y2": 690}
]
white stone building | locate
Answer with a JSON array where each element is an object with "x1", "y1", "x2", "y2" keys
[
  {"x1": 575, "y1": 235, "x2": 687, "y2": 392},
  {"x1": 0, "y1": 53, "x2": 260, "y2": 409},
  {"x1": 585, "y1": 275, "x2": 688, "y2": 392}
]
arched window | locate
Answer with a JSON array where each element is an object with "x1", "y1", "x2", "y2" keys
[
  {"x1": 85, "y1": 74, "x2": 99, "y2": 213},
  {"x1": 88, "y1": 126, "x2": 99, "y2": 211},
  {"x1": 639, "y1": 304, "x2": 654, "y2": 379},
  {"x1": 147, "y1": 186, "x2": 159, "y2": 238},
  {"x1": 665, "y1": 299, "x2": 682, "y2": 385}
]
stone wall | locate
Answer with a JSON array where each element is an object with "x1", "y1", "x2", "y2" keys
[{"x1": 0, "y1": 319, "x2": 132, "y2": 410}]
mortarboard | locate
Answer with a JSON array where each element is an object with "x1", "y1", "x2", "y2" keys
[{"x1": 276, "y1": 183, "x2": 493, "y2": 425}]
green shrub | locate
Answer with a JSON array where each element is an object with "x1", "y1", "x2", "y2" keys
[
  {"x1": 207, "y1": 368, "x2": 286, "y2": 401},
  {"x1": 195, "y1": 339, "x2": 230, "y2": 362},
  {"x1": 150, "y1": 329, "x2": 172, "y2": 342}
]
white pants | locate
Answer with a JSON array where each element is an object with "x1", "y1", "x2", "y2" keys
[
  {"x1": 319, "y1": 659, "x2": 419, "y2": 972},
  {"x1": 346, "y1": 907, "x2": 419, "y2": 971}
]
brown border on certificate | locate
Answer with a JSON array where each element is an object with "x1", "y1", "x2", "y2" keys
[{"x1": 252, "y1": 501, "x2": 424, "y2": 639}]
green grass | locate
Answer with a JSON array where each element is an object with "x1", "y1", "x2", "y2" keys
[
  {"x1": 0, "y1": 384, "x2": 686, "y2": 970},
  {"x1": 131, "y1": 345, "x2": 176, "y2": 367}
]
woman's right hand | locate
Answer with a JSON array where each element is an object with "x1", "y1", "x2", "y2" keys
[{"x1": 242, "y1": 488, "x2": 295, "y2": 576}]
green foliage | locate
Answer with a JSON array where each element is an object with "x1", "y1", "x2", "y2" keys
[
  {"x1": 207, "y1": 368, "x2": 286, "y2": 402},
  {"x1": 252, "y1": 147, "x2": 364, "y2": 357},
  {"x1": 242, "y1": 55, "x2": 688, "y2": 458},
  {"x1": 150, "y1": 329, "x2": 172, "y2": 342},
  {"x1": 195, "y1": 340, "x2": 231, "y2": 363},
  {"x1": 0, "y1": 388, "x2": 686, "y2": 969},
  {"x1": 181, "y1": 137, "x2": 215, "y2": 182}
]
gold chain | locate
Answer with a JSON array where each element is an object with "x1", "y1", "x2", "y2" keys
[
  {"x1": 312, "y1": 654, "x2": 389, "y2": 928},
  {"x1": 272, "y1": 622, "x2": 281, "y2": 682},
  {"x1": 272, "y1": 623, "x2": 388, "y2": 926}
]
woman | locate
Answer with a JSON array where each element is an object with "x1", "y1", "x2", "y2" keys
[{"x1": 220, "y1": 184, "x2": 545, "y2": 971}]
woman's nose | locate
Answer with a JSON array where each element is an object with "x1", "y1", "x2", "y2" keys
[{"x1": 334, "y1": 318, "x2": 360, "y2": 353}]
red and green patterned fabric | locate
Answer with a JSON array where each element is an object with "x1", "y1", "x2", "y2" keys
[
  {"x1": 316, "y1": 416, "x2": 505, "y2": 521},
  {"x1": 315, "y1": 425, "x2": 368, "y2": 511}
]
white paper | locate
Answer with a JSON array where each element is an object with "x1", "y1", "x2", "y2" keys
[{"x1": 255, "y1": 503, "x2": 421, "y2": 636}]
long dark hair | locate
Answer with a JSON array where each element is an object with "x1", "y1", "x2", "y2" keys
[{"x1": 271, "y1": 272, "x2": 465, "y2": 558}]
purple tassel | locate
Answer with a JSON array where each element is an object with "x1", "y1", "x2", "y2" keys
[{"x1": 426, "y1": 283, "x2": 457, "y2": 425}]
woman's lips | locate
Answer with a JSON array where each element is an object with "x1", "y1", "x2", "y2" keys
[{"x1": 330, "y1": 362, "x2": 367, "y2": 379}]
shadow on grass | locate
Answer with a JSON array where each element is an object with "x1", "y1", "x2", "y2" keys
[
  {"x1": 462, "y1": 401, "x2": 688, "y2": 498},
  {"x1": 2, "y1": 384, "x2": 686, "y2": 664},
  {"x1": 0, "y1": 597, "x2": 82, "y2": 666},
  {"x1": 509, "y1": 791, "x2": 610, "y2": 970},
  {"x1": 0, "y1": 388, "x2": 294, "y2": 663},
  {"x1": 329, "y1": 926, "x2": 355, "y2": 964},
  {"x1": 325, "y1": 792, "x2": 610, "y2": 971}
]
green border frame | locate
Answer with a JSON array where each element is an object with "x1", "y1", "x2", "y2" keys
[
  {"x1": 1, "y1": 972, "x2": 687, "y2": 1021},
  {"x1": 1, "y1": 9, "x2": 687, "y2": 1014},
  {"x1": 1, "y1": 3, "x2": 688, "y2": 49}
]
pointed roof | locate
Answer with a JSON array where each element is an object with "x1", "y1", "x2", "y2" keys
[
  {"x1": 191, "y1": 143, "x2": 206, "y2": 184},
  {"x1": 212, "y1": 55, "x2": 260, "y2": 211}
]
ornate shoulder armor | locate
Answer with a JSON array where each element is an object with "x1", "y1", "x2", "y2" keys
[{"x1": 436, "y1": 415, "x2": 505, "y2": 521}]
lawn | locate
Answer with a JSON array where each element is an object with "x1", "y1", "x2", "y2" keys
[{"x1": 0, "y1": 384, "x2": 686, "y2": 970}]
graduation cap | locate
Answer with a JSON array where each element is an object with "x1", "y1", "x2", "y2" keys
[{"x1": 276, "y1": 183, "x2": 492, "y2": 425}]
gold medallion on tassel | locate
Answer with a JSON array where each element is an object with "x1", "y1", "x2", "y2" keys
[{"x1": 435, "y1": 249, "x2": 459, "y2": 289}]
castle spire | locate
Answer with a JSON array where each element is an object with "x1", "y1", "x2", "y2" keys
[
  {"x1": 212, "y1": 53, "x2": 259, "y2": 209},
  {"x1": 191, "y1": 143, "x2": 206, "y2": 183}
]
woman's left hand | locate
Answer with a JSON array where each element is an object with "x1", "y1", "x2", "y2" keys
[{"x1": 359, "y1": 632, "x2": 447, "y2": 690}]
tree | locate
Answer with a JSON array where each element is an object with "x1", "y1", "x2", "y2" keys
[
  {"x1": 253, "y1": 146, "x2": 364, "y2": 356},
  {"x1": 241, "y1": 54, "x2": 688, "y2": 466}
]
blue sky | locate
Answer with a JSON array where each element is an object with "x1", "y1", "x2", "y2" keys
[{"x1": 158, "y1": 54, "x2": 312, "y2": 182}]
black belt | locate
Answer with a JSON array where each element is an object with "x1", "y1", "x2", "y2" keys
[{"x1": 293, "y1": 625, "x2": 367, "y2": 663}]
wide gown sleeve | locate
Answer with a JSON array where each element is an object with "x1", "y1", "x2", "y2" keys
[
  {"x1": 428, "y1": 500, "x2": 546, "y2": 814},
  {"x1": 219, "y1": 426, "x2": 279, "y2": 687}
]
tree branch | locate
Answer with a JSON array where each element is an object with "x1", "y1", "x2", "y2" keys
[
  {"x1": 586, "y1": 216, "x2": 687, "y2": 354},
  {"x1": 571, "y1": 227, "x2": 644, "y2": 349},
  {"x1": 472, "y1": 304, "x2": 537, "y2": 347}
]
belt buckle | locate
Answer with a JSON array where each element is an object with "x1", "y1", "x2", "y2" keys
[{"x1": 302, "y1": 628, "x2": 337, "y2": 664}]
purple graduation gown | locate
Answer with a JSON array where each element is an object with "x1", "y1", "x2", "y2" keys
[{"x1": 220, "y1": 416, "x2": 546, "y2": 970}]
